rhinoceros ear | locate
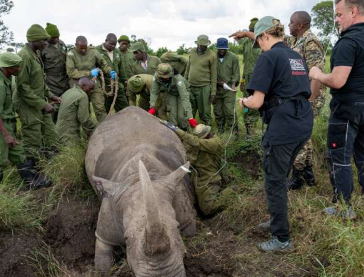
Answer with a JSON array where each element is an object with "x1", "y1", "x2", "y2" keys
[
  {"x1": 92, "y1": 175, "x2": 119, "y2": 198},
  {"x1": 164, "y1": 161, "x2": 190, "y2": 187}
]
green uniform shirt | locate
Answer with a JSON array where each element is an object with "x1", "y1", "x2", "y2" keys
[
  {"x1": 150, "y1": 74, "x2": 192, "y2": 118},
  {"x1": 0, "y1": 70, "x2": 15, "y2": 120},
  {"x1": 176, "y1": 129, "x2": 223, "y2": 185},
  {"x1": 217, "y1": 51, "x2": 240, "y2": 88},
  {"x1": 241, "y1": 38, "x2": 261, "y2": 78},
  {"x1": 56, "y1": 85, "x2": 96, "y2": 143},
  {"x1": 120, "y1": 50, "x2": 135, "y2": 79},
  {"x1": 131, "y1": 55, "x2": 161, "y2": 75},
  {"x1": 185, "y1": 47, "x2": 217, "y2": 95},
  {"x1": 160, "y1": 53, "x2": 188, "y2": 76},
  {"x1": 129, "y1": 74, "x2": 153, "y2": 106},
  {"x1": 66, "y1": 47, "x2": 111, "y2": 82},
  {"x1": 95, "y1": 44, "x2": 128, "y2": 83},
  {"x1": 15, "y1": 44, "x2": 54, "y2": 111},
  {"x1": 41, "y1": 40, "x2": 69, "y2": 96}
]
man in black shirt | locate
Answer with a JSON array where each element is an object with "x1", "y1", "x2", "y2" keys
[{"x1": 310, "y1": 0, "x2": 364, "y2": 219}]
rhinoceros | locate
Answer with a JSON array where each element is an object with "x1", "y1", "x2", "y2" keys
[{"x1": 85, "y1": 106, "x2": 196, "y2": 277}]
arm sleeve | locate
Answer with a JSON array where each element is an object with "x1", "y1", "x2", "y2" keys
[
  {"x1": 184, "y1": 58, "x2": 190, "y2": 80},
  {"x1": 210, "y1": 54, "x2": 217, "y2": 95},
  {"x1": 15, "y1": 56, "x2": 48, "y2": 110},
  {"x1": 97, "y1": 52, "x2": 112, "y2": 76},
  {"x1": 66, "y1": 53, "x2": 91, "y2": 79},
  {"x1": 0, "y1": 85, "x2": 6, "y2": 114},
  {"x1": 176, "y1": 129, "x2": 223, "y2": 154},
  {"x1": 77, "y1": 95, "x2": 96, "y2": 136},
  {"x1": 129, "y1": 91, "x2": 137, "y2": 106},
  {"x1": 232, "y1": 55, "x2": 241, "y2": 85},
  {"x1": 333, "y1": 38, "x2": 356, "y2": 67},
  {"x1": 246, "y1": 55, "x2": 274, "y2": 95},
  {"x1": 177, "y1": 80, "x2": 193, "y2": 119},
  {"x1": 304, "y1": 40, "x2": 325, "y2": 71},
  {"x1": 149, "y1": 77, "x2": 159, "y2": 107}
]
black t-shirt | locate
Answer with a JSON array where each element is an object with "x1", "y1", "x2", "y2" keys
[
  {"x1": 247, "y1": 42, "x2": 313, "y2": 146},
  {"x1": 330, "y1": 23, "x2": 364, "y2": 102}
]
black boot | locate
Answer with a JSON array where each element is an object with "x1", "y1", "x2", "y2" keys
[
  {"x1": 302, "y1": 165, "x2": 316, "y2": 187},
  {"x1": 286, "y1": 167, "x2": 304, "y2": 190},
  {"x1": 17, "y1": 159, "x2": 52, "y2": 190}
]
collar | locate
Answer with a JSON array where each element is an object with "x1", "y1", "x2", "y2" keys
[
  {"x1": 25, "y1": 43, "x2": 40, "y2": 59},
  {"x1": 341, "y1": 22, "x2": 364, "y2": 36},
  {"x1": 271, "y1": 41, "x2": 287, "y2": 49},
  {"x1": 102, "y1": 44, "x2": 113, "y2": 54},
  {"x1": 0, "y1": 70, "x2": 11, "y2": 86}
]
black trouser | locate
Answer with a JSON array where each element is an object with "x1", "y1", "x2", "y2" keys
[
  {"x1": 263, "y1": 140, "x2": 307, "y2": 242},
  {"x1": 327, "y1": 102, "x2": 364, "y2": 203}
]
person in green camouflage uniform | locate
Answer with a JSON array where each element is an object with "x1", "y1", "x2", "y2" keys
[
  {"x1": 127, "y1": 74, "x2": 166, "y2": 119},
  {"x1": 66, "y1": 36, "x2": 112, "y2": 123},
  {"x1": 41, "y1": 23, "x2": 69, "y2": 123},
  {"x1": 130, "y1": 42, "x2": 161, "y2": 75},
  {"x1": 118, "y1": 35, "x2": 135, "y2": 80},
  {"x1": 214, "y1": 38, "x2": 240, "y2": 134},
  {"x1": 160, "y1": 52, "x2": 188, "y2": 76},
  {"x1": 15, "y1": 24, "x2": 61, "y2": 161},
  {"x1": 56, "y1": 77, "x2": 96, "y2": 144},
  {"x1": 285, "y1": 11, "x2": 326, "y2": 189},
  {"x1": 96, "y1": 33, "x2": 128, "y2": 113},
  {"x1": 185, "y1": 35, "x2": 217, "y2": 126},
  {"x1": 161, "y1": 121, "x2": 231, "y2": 216},
  {"x1": 240, "y1": 18, "x2": 261, "y2": 135},
  {"x1": 0, "y1": 52, "x2": 51, "y2": 189},
  {"x1": 150, "y1": 63, "x2": 195, "y2": 129}
]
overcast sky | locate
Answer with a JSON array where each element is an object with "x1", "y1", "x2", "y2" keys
[{"x1": 4, "y1": 0, "x2": 326, "y2": 51}]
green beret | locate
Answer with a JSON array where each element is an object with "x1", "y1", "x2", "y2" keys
[
  {"x1": 27, "y1": 24, "x2": 50, "y2": 42},
  {"x1": 249, "y1": 17, "x2": 259, "y2": 31},
  {"x1": 128, "y1": 75, "x2": 145, "y2": 93},
  {"x1": 118, "y1": 35, "x2": 130, "y2": 43},
  {"x1": 130, "y1": 42, "x2": 146, "y2": 53},
  {"x1": 45, "y1": 22, "x2": 60, "y2": 38},
  {"x1": 0, "y1": 52, "x2": 22, "y2": 68}
]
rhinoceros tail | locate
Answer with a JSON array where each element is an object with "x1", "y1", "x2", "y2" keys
[{"x1": 138, "y1": 160, "x2": 171, "y2": 256}]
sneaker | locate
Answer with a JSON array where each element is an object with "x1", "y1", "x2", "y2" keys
[
  {"x1": 340, "y1": 207, "x2": 356, "y2": 220},
  {"x1": 258, "y1": 219, "x2": 271, "y2": 232},
  {"x1": 257, "y1": 236, "x2": 293, "y2": 253}
]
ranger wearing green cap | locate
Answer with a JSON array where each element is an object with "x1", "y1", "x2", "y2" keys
[
  {"x1": 161, "y1": 121, "x2": 232, "y2": 216},
  {"x1": 149, "y1": 63, "x2": 195, "y2": 129},
  {"x1": 239, "y1": 18, "x2": 261, "y2": 136},
  {"x1": 66, "y1": 35, "x2": 113, "y2": 123},
  {"x1": 160, "y1": 52, "x2": 188, "y2": 76},
  {"x1": 41, "y1": 22, "x2": 69, "y2": 123},
  {"x1": 1, "y1": 52, "x2": 52, "y2": 189},
  {"x1": 56, "y1": 77, "x2": 96, "y2": 144},
  {"x1": 130, "y1": 41, "x2": 161, "y2": 75},
  {"x1": 214, "y1": 37, "x2": 240, "y2": 135},
  {"x1": 185, "y1": 34, "x2": 217, "y2": 126},
  {"x1": 96, "y1": 33, "x2": 129, "y2": 113},
  {"x1": 118, "y1": 35, "x2": 135, "y2": 80},
  {"x1": 15, "y1": 24, "x2": 61, "y2": 163}
]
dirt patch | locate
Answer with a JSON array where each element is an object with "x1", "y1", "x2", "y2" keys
[
  {"x1": 0, "y1": 232, "x2": 44, "y2": 277},
  {"x1": 44, "y1": 196, "x2": 100, "y2": 271},
  {"x1": 234, "y1": 150, "x2": 262, "y2": 179}
]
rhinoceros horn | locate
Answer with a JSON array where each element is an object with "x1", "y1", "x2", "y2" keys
[
  {"x1": 139, "y1": 160, "x2": 171, "y2": 256},
  {"x1": 163, "y1": 162, "x2": 190, "y2": 189}
]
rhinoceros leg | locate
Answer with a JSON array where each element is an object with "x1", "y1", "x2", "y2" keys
[{"x1": 95, "y1": 238, "x2": 114, "y2": 274}]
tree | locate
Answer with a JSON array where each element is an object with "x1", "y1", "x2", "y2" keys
[
  {"x1": 0, "y1": 0, "x2": 14, "y2": 47},
  {"x1": 311, "y1": 1, "x2": 339, "y2": 41},
  {"x1": 10, "y1": 42, "x2": 24, "y2": 53},
  {"x1": 155, "y1": 47, "x2": 169, "y2": 58},
  {"x1": 6, "y1": 46, "x2": 13, "y2": 52},
  {"x1": 176, "y1": 44, "x2": 189, "y2": 55}
]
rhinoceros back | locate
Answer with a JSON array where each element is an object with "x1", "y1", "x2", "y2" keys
[{"x1": 85, "y1": 106, "x2": 187, "y2": 195}]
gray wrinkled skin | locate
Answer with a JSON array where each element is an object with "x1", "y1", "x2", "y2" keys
[{"x1": 85, "y1": 106, "x2": 196, "y2": 277}]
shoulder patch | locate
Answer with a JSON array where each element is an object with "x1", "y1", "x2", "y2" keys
[{"x1": 177, "y1": 81, "x2": 182, "y2": 86}]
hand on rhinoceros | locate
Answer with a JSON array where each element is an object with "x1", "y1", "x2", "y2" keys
[{"x1": 160, "y1": 120, "x2": 178, "y2": 131}]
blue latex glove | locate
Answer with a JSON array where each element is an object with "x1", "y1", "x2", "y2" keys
[
  {"x1": 91, "y1": 68, "x2": 99, "y2": 77},
  {"x1": 110, "y1": 71, "x2": 116, "y2": 80}
]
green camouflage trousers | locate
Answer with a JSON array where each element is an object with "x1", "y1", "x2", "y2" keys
[
  {"x1": 0, "y1": 120, "x2": 26, "y2": 171},
  {"x1": 190, "y1": 85, "x2": 212, "y2": 126},
  {"x1": 294, "y1": 90, "x2": 326, "y2": 170},
  {"x1": 17, "y1": 105, "x2": 58, "y2": 159},
  {"x1": 213, "y1": 88, "x2": 237, "y2": 131}
]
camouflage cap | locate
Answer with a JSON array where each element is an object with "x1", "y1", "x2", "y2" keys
[
  {"x1": 118, "y1": 35, "x2": 130, "y2": 43},
  {"x1": 156, "y1": 63, "x2": 173, "y2": 79},
  {"x1": 160, "y1": 52, "x2": 181, "y2": 63},
  {"x1": 127, "y1": 75, "x2": 145, "y2": 93},
  {"x1": 130, "y1": 42, "x2": 146, "y2": 53},
  {"x1": 0, "y1": 52, "x2": 22, "y2": 68},
  {"x1": 26, "y1": 24, "x2": 50, "y2": 42},
  {"x1": 195, "y1": 35, "x2": 211, "y2": 46},
  {"x1": 193, "y1": 124, "x2": 211, "y2": 138}
]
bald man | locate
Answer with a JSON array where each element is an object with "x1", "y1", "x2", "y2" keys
[
  {"x1": 56, "y1": 77, "x2": 96, "y2": 144},
  {"x1": 66, "y1": 36, "x2": 112, "y2": 122},
  {"x1": 285, "y1": 11, "x2": 326, "y2": 190}
]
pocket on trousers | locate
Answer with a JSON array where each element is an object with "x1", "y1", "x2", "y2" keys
[{"x1": 327, "y1": 123, "x2": 347, "y2": 150}]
